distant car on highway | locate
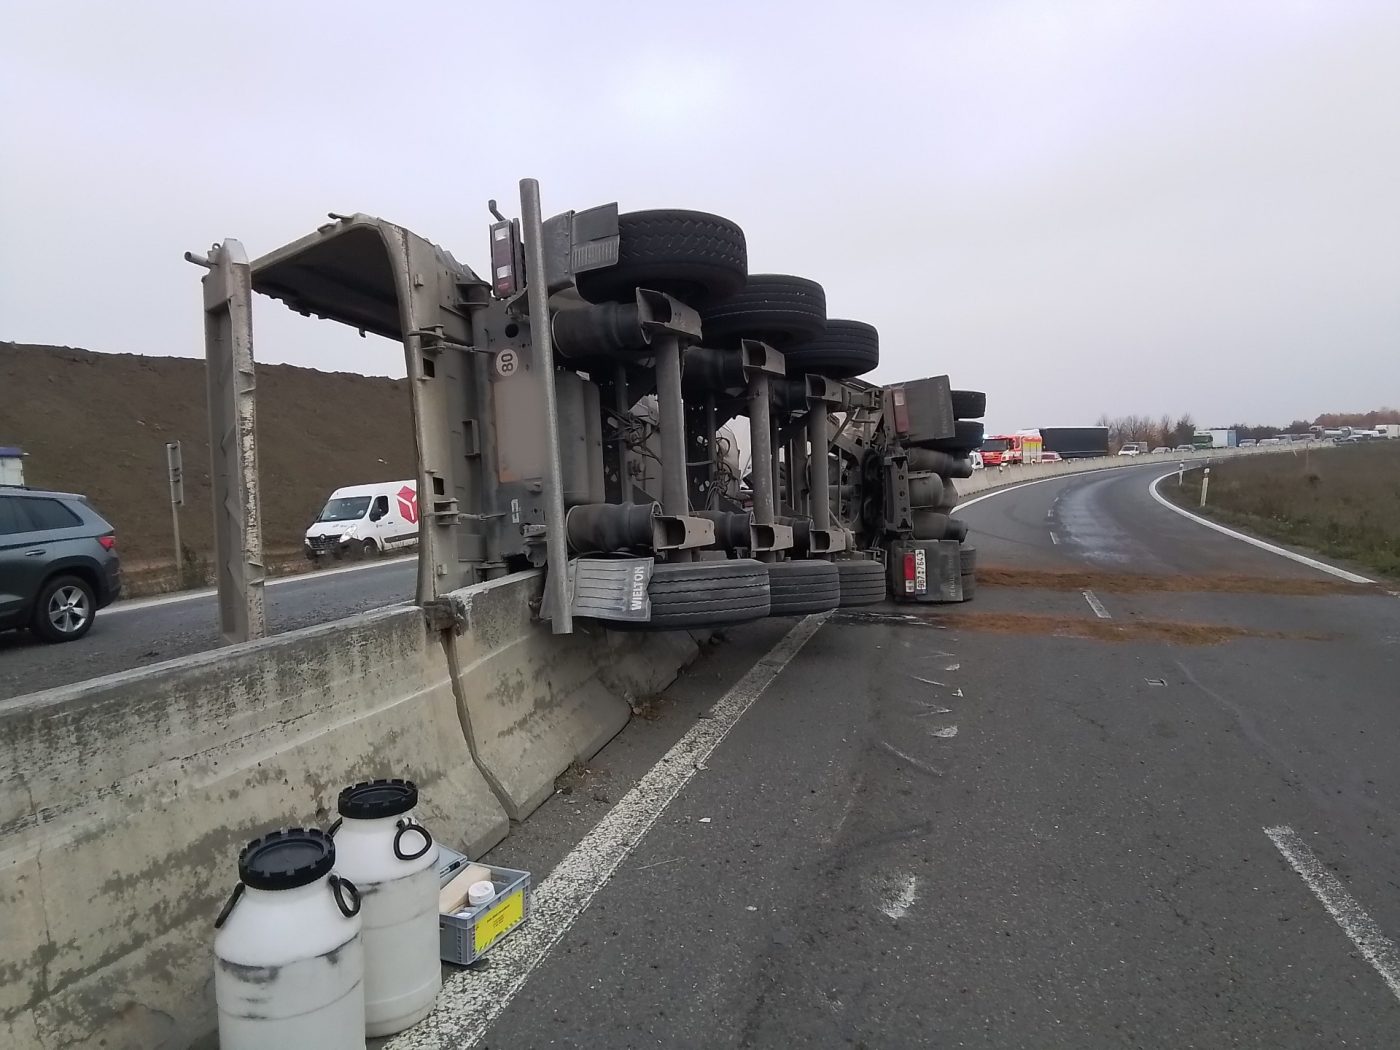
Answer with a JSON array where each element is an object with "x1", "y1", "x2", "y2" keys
[
  {"x1": 1173, "y1": 445, "x2": 1196, "y2": 453},
  {"x1": 0, "y1": 487, "x2": 122, "y2": 643},
  {"x1": 1039, "y1": 451, "x2": 1062, "y2": 462},
  {"x1": 1151, "y1": 446, "x2": 1171, "y2": 454},
  {"x1": 1118, "y1": 443, "x2": 1145, "y2": 456},
  {"x1": 1238, "y1": 439, "x2": 1257, "y2": 448}
]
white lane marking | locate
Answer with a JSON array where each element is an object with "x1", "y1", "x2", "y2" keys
[
  {"x1": 107, "y1": 556, "x2": 413, "y2": 616},
  {"x1": 1049, "y1": 531, "x2": 1060, "y2": 545},
  {"x1": 385, "y1": 612, "x2": 831, "y2": 1050},
  {"x1": 879, "y1": 874, "x2": 919, "y2": 920},
  {"x1": 1264, "y1": 825, "x2": 1400, "y2": 1003},
  {"x1": 911, "y1": 675, "x2": 946, "y2": 687},
  {"x1": 1082, "y1": 589, "x2": 1110, "y2": 619},
  {"x1": 954, "y1": 472, "x2": 1094, "y2": 513},
  {"x1": 1148, "y1": 474, "x2": 1373, "y2": 585}
]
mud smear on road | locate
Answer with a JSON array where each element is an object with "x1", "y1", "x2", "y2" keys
[
  {"x1": 978, "y1": 566, "x2": 1375, "y2": 597},
  {"x1": 836, "y1": 609, "x2": 1335, "y2": 647}
]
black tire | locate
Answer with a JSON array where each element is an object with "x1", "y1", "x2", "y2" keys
[
  {"x1": 945, "y1": 518, "x2": 969, "y2": 542},
  {"x1": 950, "y1": 390, "x2": 986, "y2": 419},
  {"x1": 960, "y1": 573, "x2": 976, "y2": 601},
  {"x1": 908, "y1": 472, "x2": 944, "y2": 509},
  {"x1": 936, "y1": 478, "x2": 959, "y2": 511},
  {"x1": 32, "y1": 574, "x2": 96, "y2": 643},
  {"x1": 913, "y1": 420, "x2": 984, "y2": 454},
  {"x1": 700, "y1": 274, "x2": 826, "y2": 350},
  {"x1": 784, "y1": 319, "x2": 879, "y2": 378},
  {"x1": 575, "y1": 210, "x2": 747, "y2": 307},
  {"x1": 836, "y1": 560, "x2": 886, "y2": 606},
  {"x1": 911, "y1": 509, "x2": 950, "y2": 541},
  {"x1": 643, "y1": 559, "x2": 770, "y2": 629},
  {"x1": 959, "y1": 544, "x2": 977, "y2": 575},
  {"x1": 360, "y1": 539, "x2": 379, "y2": 559},
  {"x1": 766, "y1": 559, "x2": 840, "y2": 616}
]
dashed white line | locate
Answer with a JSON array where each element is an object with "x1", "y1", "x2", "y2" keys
[
  {"x1": 385, "y1": 612, "x2": 831, "y2": 1050},
  {"x1": 1148, "y1": 474, "x2": 1373, "y2": 585},
  {"x1": 1082, "y1": 589, "x2": 1110, "y2": 619},
  {"x1": 1264, "y1": 825, "x2": 1400, "y2": 1003},
  {"x1": 1049, "y1": 531, "x2": 1060, "y2": 545}
]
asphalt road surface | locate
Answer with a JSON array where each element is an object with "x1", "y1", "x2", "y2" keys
[
  {"x1": 425, "y1": 462, "x2": 1400, "y2": 1049},
  {"x1": 0, "y1": 557, "x2": 415, "y2": 700}
]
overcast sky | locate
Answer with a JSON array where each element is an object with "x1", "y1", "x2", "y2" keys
[{"x1": 3, "y1": 1, "x2": 1397, "y2": 433}]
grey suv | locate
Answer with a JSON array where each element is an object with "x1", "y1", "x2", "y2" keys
[{"x1": 0, "y1": 488, "x2": 122, "y2": 643}]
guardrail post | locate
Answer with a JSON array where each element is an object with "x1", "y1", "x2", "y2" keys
[
  {"x1": 189, "y1": 240, "x2": 266, "y2": 644},
  {"x1": 1199, "y1": 467, "x2": 1211, "y2": 507}
]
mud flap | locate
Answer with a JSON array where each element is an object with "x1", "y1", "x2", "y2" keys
[{"x1": 542, "y1": 556, "x2": 655, "y2": 623}]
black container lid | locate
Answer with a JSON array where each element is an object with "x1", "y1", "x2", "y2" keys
[
  {"x1": 238, "y1": 828, "x2": 335, "y2": 890},
  {"x1": 337, "y1": 778, "x2": 419, "y2": 820}
]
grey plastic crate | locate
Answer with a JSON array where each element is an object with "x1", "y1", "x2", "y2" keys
[{"x1": 436, "y1": 846, "x2": 532, "y2": 965}]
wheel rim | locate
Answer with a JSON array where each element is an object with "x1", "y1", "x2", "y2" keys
[{"x1": 48, "y1": 585, "x2": 90, "y2": 634}]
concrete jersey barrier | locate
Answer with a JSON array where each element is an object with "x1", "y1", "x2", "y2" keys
[
  {"x1": 952, "y1": 443, "x2": 1298, "y2": 501},
  {"x1": 0, "y1": 569, "x2": 704, "y2": 1049}
]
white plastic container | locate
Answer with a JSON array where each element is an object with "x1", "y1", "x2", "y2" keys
[
  {"x1": 331, "y1": 778, "x2": 441, "y2": 1037},
  {"x1": 214, "y1": 827, "x2": 365, "y2": 1050}
]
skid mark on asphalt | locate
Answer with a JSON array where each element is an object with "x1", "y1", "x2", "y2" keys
[
  {"x1": 877, "y1": 740, "x2": 943, "y2": 778},
  {"x1": 1265, "y1": 826, "x2": 1400, "y2": 1003}
]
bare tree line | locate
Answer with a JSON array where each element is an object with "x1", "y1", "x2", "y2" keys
[
  {"x1": 1095, "y1": 413, "x2": 1197, "y2": 450},
  {"x1": 1095, "y1": 406, "x2": 1400, "y2": 451}
]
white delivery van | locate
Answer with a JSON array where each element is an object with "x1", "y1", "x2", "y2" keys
[{"x1": 304, "y1": 480, "x2": 419, "y2": 561}]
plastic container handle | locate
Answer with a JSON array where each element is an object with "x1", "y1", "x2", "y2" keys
[
  {"x1": 329, "y1": 874, "x2": 361, "y2": 918},
  {"x1": 326, "y1": 817, "x2": 343, "y2": 837},
  {"x1": 393, "y1": 819, "x2": 434, "y2": 861},
  {"x1": 214, "y1": 882, "x2": 245, "y2": 929}
]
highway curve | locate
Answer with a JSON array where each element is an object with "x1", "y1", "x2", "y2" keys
[{"x1": 434, "y1": 461, "x2": 1400, "y2": 1050}]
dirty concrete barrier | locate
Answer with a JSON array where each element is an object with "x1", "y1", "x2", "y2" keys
[{"x1": 0, "y1": 569, "x2": 704, "y2": 1049}]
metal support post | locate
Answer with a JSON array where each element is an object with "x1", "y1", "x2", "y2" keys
[
  {"x1": 807, "y1": 407, "x2": 832, "y2": 534},
  {"x1": 188, "y1": 239, "x2": 265, "y2": 644},
  {"x1": 747, "y1": 374, "x2": 777, "y2": 561},
  {"x1": 519, "y1": 178, "x2": 572, "y2": 633},
  {"x1": 654, "y1": 332, "x2": 691, "y2": 529},
  {"x1": 166, "y1": 440, "x2": 184, "y2": 583},
  {"x1": 615, "y1": 364, "x2": 633, "y2": 502}
]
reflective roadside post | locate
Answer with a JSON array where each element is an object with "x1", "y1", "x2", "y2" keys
[
  {"x1": 166, "y1": 441, "x2": 184, "y2": 583},
  {"x1": 1178, "y1": 461, "x2": 1184, "y2": 486},
  {"x1": 1200, "y1": 467, "x2": 1211, "y2": 508}
]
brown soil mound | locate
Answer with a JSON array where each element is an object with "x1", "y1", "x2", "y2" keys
[
  {"x1": 977, "y1": 566, "x2": 1374, "y2": 596},
  {"x1": 836, "y1": 608, "x2": 1333, "y2": 646},
  {"x1": 0, "y1": 343, "x2": 415, "y2": 581}
]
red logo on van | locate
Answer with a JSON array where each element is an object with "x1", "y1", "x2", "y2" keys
[{"x1": 397, "y1": 485, "x2": 419, "y2": 525}]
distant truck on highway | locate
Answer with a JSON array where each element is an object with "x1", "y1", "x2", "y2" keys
[
  {"x1": 1037, "y1": 426, "x2": 1110, "y2": 460},
  {"x1": 304, "y1": 480, "x2": 419, "y2": 562},
  {"x1": 979, "y1": 431, "x2": 1043, "y2": 466},
  {"x1": 1193, "y1": 429, "x2": 1238, "y2": 449},
  {"x1": 1376, "y1": 423, "x2": 1400, "y2": 439}
]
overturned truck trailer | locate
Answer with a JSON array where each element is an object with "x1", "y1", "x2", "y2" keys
[{"x1": 192, "y1": 185, "x2": 985, "y2": 630}]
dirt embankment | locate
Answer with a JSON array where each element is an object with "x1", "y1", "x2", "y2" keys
[
  {"x1": 1167, "y1": 442, "x2": 1400, "y2": 578},
  {"x1": 0, "y1": 343, "x2": 416, "y2": 589}
]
